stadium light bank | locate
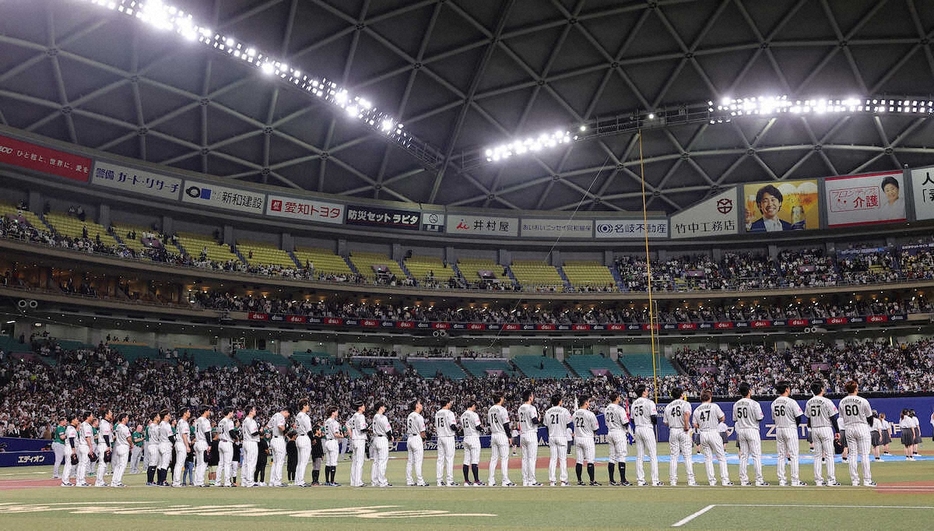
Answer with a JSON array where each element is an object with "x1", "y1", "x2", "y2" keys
[
  {"x1": 483, "y1": 94, "x2": 934, "y2": 163},
  {"x1": 77, "y1": 0, "x2": 443, "y2": 167}
]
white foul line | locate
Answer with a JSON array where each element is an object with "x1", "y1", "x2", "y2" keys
[
  {"x1": 716, "y1": 504, "x2": 934, "y2": 510},
  {"x1": 671, "y1": 505, "x2": 716, "y2": 527},
  {"x1": 671, "y1": 503, "x2": 934, "y2": 527}
]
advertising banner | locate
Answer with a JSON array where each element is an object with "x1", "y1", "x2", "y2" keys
[
  {"x1": 91, "y1": 161, "x2": 182, "y2": 200},
  {"x1": 595, "y1": 219, "x2": 669, "y2": 239},
  {"x1": 421, "y1": 212, "x2": 445, "y2": 233},
  {"x1": 345, "y1": 205, "x2": 420, "y2": 230},
  {"x1": 266, "y1": 194, "x2": 344, "y2": 225},
  {"x1": 0, "y1": 451, "x2": 54, "y2": 467},
  {"x1": 670, "y1": 188, "x2": 739, "y2": 239},
  {"x1": 825, "y1": 171, "x2": 905, "y2": 227},
  {"x1": 520, "y1": 218, "x2": 593, "y2": 239},
  {"x1": 910, "y1": 166, "x2": 934, "y2": 221},
  {"x1": 446, "y1": 214, "x2": 519, "y2": 237},
  {"x1": 181, "y1": 180, "x2": 265, "y2": 214},
  {"x1": 244, "y1": 313, "x2": 907, "y2": 336},
  {"x1": 0, "y1": 134, "x2": 92, "y2": 182},
  {"x1": 743, "y1": 180, "x2": 819, "y2": 232}
]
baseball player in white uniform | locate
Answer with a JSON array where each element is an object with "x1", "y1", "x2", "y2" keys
[
  {"x1": 216, "y1": 408, "x2": 235, "y2": 487},
  {"x1": 349, "y1": 402, "x2": 368, "y2": 487},
  {"x1": 192, "y1": 407, "x2": 213, "y2": 487},
  {"x1": 239, "y1": 406, "x2": 260, "y2": 487},
  {"x1": 435, "y1": 398, "x2": 458, "y2": 486},
  {"x1": 370, "y1": 401, "x2": 392, "y2": 487},
  {"x1": 294, "y1": 400, "x2": 312, "y2": 486},
  {"x1": 268, "y1": 407, "x2": 291, "y2": 487},
  {"x1": 693, "y1": 390, "x2": 733, "y2": 486},
  {"x1": 323, "y1": 406, "x2": 343, "y2": 486},
  {"x1": 172, "y1": 408, "x2": 191, "y2": 487},
  {"x1": 664, "y1": 386, "x2": 696, "y2": 486},
  {"x1": 545, "y1": 394, "x2": 572, "y2": 486},
  {"x1": 405, "y1": 399, "x2": 428, "y2": 486},
  {"x1": 145, "y1": 411, "x2": 161, "y2": 486},
  {"x1": 572, "y1": 395, "x2": 600, "y2": 486},
  {"x1": 631, "y1": 384, "x2": 662, "y2": 486},
  {"x1": 76, "y1": 411, "x2": 96, "y2": 487},
  {"x1": 838, "y1": 380, "x2": 876, "y2": 486},
  {"x1": 488, "y1": 393, "x2": 515, "y2": 486},
  {"x1": 517, "y1": 390, "x2": 542, "y2": 486},
  {"x1": 734, "y1": 383, "x2": 767, "y2": 486},
  {"x1": 61, "y1": 414, "x2": 79, "y2": 487},
  {"x1": 460, "y1": 400, "x2": 482, "y2": 486},
  {"x1": 605, "y1": 391, "x2": 632, "y2": 486},
  {"x1": 156, "y1": 409, "x2": 173, "y2": 486},
  {"x1": 771, "y1": 381, "x2": 806, "y2": 486},
  {"x1": 110, "y1": 412, "x2": 131, "y2": 487},
  {"x1": 805, "y1": 380, "x2": 841, "y2": 486},
  {"x1": 94, "y1": 408, "x2": 113, "y2": 487}
]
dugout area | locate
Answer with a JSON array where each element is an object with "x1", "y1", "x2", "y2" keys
[{"x1": 1, "y1": 444, "x2": 931, "y2": 530}]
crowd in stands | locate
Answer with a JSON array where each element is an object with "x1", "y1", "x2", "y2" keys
[
  {"x1": 3, "y1": 337, "x2": 932, "y2": 440},
  {"x1": 6, "y1": 205, "x2": 934, "y2": 294},
  {"x1": 190, "y1": 291, "x2": 924, "y2": 325},
  {"x1": 838, "y1": 249, "x2": 900, "y2": 284},
  {"x1": 0, "y1": 342, "x2": 626, "y2": 441},
  {"x1": 346, "y1": 346, "x2": 393, "y2": 358},
  {"x1": 674, "y1": 340, "x2": 934, "y2": 397}
]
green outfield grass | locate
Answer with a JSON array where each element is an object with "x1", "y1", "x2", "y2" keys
[{"x1": 0, "y1": 442, "x2": 931, "y2": 531}]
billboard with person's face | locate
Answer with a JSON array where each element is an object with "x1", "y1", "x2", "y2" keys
[{"x1": 743, "y1": 180, "x2": 819, "y2": 233}]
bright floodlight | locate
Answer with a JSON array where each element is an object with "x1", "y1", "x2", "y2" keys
[
  {"x1": 334, "y1": 90, "x2": 349, "y2": 105},
  {"x1": 79, "y1": 0, "x2": 410, "y2": 150},
  {"x1": 485, "y1": 130, "x2": 571, "y2": 162}
]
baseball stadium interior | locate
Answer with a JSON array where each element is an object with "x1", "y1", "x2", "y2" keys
[{"x1": 1, "y1": 0, "x2": 933, "y2": 528}]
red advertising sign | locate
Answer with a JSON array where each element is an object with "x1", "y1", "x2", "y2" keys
[
  {"x1": 0, "y1": 135, "x2": 92, "y2": 182},
  {"x1": 240, "y1": 313, "x2": 903, "y2": 335}
]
